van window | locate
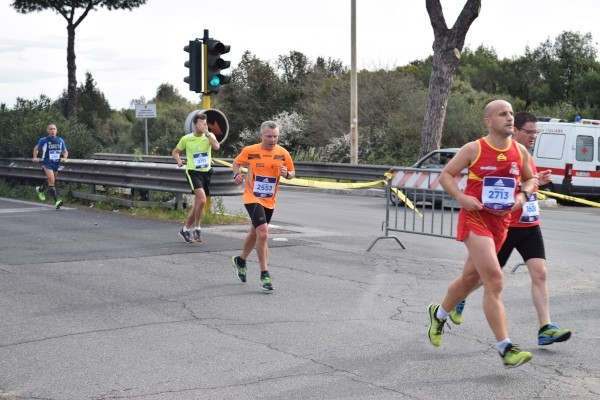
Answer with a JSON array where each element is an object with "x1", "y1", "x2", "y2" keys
[
  {"x1": 535, "y1": 133, "x2": 565, "y2": 159},
  {"x1": 576, "y1": 135, "x2": 594, "y2": 162}
]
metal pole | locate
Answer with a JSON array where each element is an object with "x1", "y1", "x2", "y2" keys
[
  {"x1": 350, "y1": 0, "x2": 358, "y2": 164},
  {"x1": 144, "y1": 117, "x2": 148, "y2": 155},
  {"x1": 202, "y1": 94, "x2": 211, "y2": 213}
]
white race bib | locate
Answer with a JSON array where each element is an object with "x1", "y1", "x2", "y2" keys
[
  {"x1": 482, "y1": 177, "x2": 516, "y2": 211},
  {"x1": 192, "y1": 152, "x2": 209, "y2": 169},
  {"x1": 519, "y1": 192, "x2": 540, "y2": 223},
  {"x1": 252, "y1": 175, "x2": 277, "y2": 198},
  {"x1": 49, "y1": 149, "x2": 60, "y2": 161}
]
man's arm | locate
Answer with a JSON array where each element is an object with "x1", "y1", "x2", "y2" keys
[
  {"x1": 232, "y1": 160, "x2": 244, "y2": 184},
  {"x1": 440, "y1": 141, "x2": 482, "y2": 211},
  {"x1": 206, "y1": 133, "x2": 220, "y2": 150},
  {"x1": 516, "y1": 145, "x2": 539, "y2": 204},
  {"x1": 171, "y1": 147, "x2": 184, "y2": 167}
]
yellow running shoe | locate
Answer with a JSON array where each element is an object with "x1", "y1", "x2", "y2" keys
[
  {"x1": 501, "y1": 343, "x2": 532, "y2": 368},
  {"x1": 427, "y1": 303, "x2": 446, "y2": 347}
]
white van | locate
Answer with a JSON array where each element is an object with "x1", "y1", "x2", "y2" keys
[{"x1": 533, "y1": 119, "x2": 600, "y2": 198}]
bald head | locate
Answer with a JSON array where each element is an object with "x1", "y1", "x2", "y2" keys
[
  {"x1": 483, "y1": 99, "x2": 514, "y2": 138},
  {"x1": 483, "y1": 100, "x2": 512, "y2": 119}
]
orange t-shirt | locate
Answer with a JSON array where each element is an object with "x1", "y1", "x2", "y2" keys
[{"x1": 234, "y1": 143, "x2": 295, "y2": 209}]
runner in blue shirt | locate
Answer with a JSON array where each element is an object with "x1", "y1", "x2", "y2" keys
[{"x1": 32, "y1": 124, "x2": 68, "y2": 209}]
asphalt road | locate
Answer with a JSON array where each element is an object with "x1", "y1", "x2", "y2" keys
[{"x1": 1, "y1": 190, "x2": 599, "y2": 400}]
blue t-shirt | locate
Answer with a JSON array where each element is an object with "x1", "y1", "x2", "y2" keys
[{"x1": 37, "y1": 136, "x2": 67, "y2": 167}]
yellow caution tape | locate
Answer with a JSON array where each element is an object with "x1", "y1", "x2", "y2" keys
[
  {"x1": 389, "y1": 187, "x2": 423, "y2": 217},
  {"x1": 213, "y1": 158, "x2": 424, "y2": 216},
  {"x1": 538, "y1": 190, "x2": 600, "y2": 208}
]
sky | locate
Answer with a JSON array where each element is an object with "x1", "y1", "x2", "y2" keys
[{"x1": 1, "y1": 0, "x2": 600, "y2": 111}]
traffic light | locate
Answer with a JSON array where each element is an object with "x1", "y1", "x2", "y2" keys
[
  {"x1": 205, "y1": 38, "x2": 231, "y2": 93},
  {"x1": 184, "y1": 40, "x2": 202, "y2": 93}
]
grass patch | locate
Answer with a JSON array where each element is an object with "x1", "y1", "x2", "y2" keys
[{"x1": 0, "y1": 179, "x2": 248, "y2": 225}]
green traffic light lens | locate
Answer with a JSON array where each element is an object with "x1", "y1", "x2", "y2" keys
[{"x1": 209, "y1": 76, "x2": 221, "y2": 87}]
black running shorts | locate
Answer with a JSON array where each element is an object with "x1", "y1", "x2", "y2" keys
[
  {"x1": 244, "y1": 203, "x2": 274, "y2": 228},
  {"x1": 185, "y1": 169, "x2": 212, "y2": 196},
  {"x1": 497, "y1": 225, "x2": 546, "y2": 267}
]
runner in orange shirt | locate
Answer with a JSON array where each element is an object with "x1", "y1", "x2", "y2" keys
[{"x1": 230, "y1": 121, "x2": 295, "y2": 291}]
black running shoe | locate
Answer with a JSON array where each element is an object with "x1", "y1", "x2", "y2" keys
[
  {"x1": 261, "y1": 273, "x2": 273, "y2": 291},
  {"x1": 179, "y1": 228, "x2": 192, "y2": 243},
  {"x1": 231, "y1": 256, "x2": 247, "y2": 282},
  {"x1": 192, "y1": 228, "x2": 202, "y2": 243}
]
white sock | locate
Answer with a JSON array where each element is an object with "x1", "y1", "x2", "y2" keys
[
  {"x1": 436, "y1": 305, "x2": 450, "y2": 321},
  {"x1": 497, "y1": 338, "x2": 512, "y2": 355},
  {"x1": 183, "y1": 226, "x2": 190, "y2": 232},
  {"x1": 193, "y1": 226, "x2": 200, "y2": 231}
]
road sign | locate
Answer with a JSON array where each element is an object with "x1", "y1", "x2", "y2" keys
[
  {"x1": 134, "y1": 104, "x2": 157, "y2": 155},
  {"x1": 135, "y1": 103, "x2": 157, "y2": 119}
]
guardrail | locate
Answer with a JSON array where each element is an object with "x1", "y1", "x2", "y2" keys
[
  {"x1": 0, "y1": 155, "x2": 394, "y2": 209},
  {"x1": 92, "y1": 153, "x2": 391, "y2": 182},
  {"x1": 0, "y1": 158, "x2": 242, "y2": 209}
]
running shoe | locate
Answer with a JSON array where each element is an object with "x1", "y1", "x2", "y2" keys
[
  {"x1": 179, "y1": 228, "x2": 192, "y2": 243},
  {"x1": 427, "y1": 303, "x2": 446, "y2": 347},
  {"x1": 449, "y1": 300, "x2": 466, "y2": 325},
  {"x1": 501, "y1": 343, "x2": 532, "y2": 368},
  {"x1": 261, "y1": 273, "x2": 273, "y2": 291},
  {"x1": 55, "y1": 199, "x2": 63, "y2": 209},
  {"x1": 231, "y1": 256, "x2": 247, "y2": 283},
  {"x1": 192, "y1": 228, "x2": 202, "y2": 243},
  {"x1": 36, "y1": 186, "x2": 46, "y2": 201},
  {"x1": 538, "y1": 323, "x2": 571, "y2": 346}
]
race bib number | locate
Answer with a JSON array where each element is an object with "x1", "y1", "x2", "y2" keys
[
  {"x1": 253, "y1": 175, "x2": 277, "y2": 198},
  {"x1": 192, "y1": 152, "x2": 209, "y2": 169},
  {"x1": 519, "y1": 192, "x2": 540, "y2": 223},
  {"x1": 49, "y1": 149, "x2": 61, "y2": 161},
  {"x1": 482, "y1": 177, "x2": 516, "y2": 211}
]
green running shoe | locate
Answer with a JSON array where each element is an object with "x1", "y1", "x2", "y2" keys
[
  {"x1": 449, "y1": 300, "x2": 466, "y2": 325},
  {"x1": 261, "y1": 274, "x2": 273, "y2": 291},
  {"x1": 231, "y1": 256, "x2": 247, "y2": 283},
  {"x1": 55, "y1": 199, "x2": 63, "y2": 209},
  {"x1": 538, "y1": 323, "x2": 571, "y2": 345},
  {"x1": 501, "y1": 343, "x2": 532, "y2": 368},
  {"x1": 36, "y1": 186, "x2": 46, "y2": 201},
  {"x1": 427, "y1": 303, "x2": 446, "y2": 347}
]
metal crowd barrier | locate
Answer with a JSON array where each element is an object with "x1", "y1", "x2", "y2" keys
[
  {"x1": 367, "y1": 169, "x2": 465, "y2": 251},
  {"x1": 0, "y1": 158, "x2": 242, "y2": 209}
]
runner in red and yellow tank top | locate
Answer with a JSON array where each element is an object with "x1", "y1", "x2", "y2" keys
[
  {"x1": 510, "y1": 153, "x2": 540, "y2": 227},
  {"x1": 459, "y1": 136, "x2": 524, "y2": 252},
  {"x1": 427, "y1": 100, "x2": 539, "y2": 368}
]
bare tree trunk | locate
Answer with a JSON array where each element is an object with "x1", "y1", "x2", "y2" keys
[
  {"x1": 420, "y1": 0, "x2": 481, "y2": 158},
  {"x1": 66, "y1": 24, "x2": 77, "y2": 119}
]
